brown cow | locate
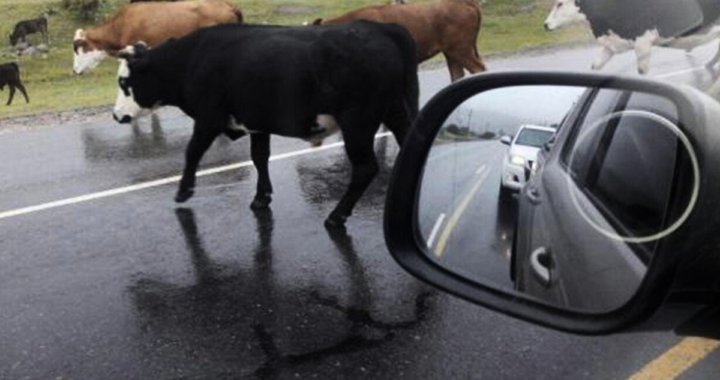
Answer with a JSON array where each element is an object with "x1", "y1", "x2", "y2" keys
[
  {"x1": 314, "y1": 0, "x2": 486, "y2": 82},
  {"x1": 72, "y1": 0, "x2": 242, "y2": 74}
]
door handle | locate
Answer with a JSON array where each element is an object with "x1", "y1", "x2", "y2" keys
[
  {"x1": 530, "y1": 247, "x2": 553, "y2": 287},
  {"x1": 526, "y1": 186, "x2": 542, "y2": 205}
]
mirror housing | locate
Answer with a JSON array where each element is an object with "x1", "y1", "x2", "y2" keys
[
  {"x1": 385, "y1": 71, "x2": 720, "y2": 336},
  {"x1": 500, "y1": 135, "x2": 512, "y2": 145}
]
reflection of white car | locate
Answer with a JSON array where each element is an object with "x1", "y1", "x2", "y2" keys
[{"x1": 500, "y1": 125, "x2": 555, "y2": 197}]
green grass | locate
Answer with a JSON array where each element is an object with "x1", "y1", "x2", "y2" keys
[{"x1": 0, "y1": 0, "x2": 590, "y2": 120}]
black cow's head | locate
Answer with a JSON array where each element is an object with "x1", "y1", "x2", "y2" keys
[{"x1": 113, "y1": 42, "x2": 162, "y2": 124}]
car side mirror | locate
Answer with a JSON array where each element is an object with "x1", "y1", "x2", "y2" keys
[
  {"x1": 500, "y1": 135, "x2": 512, "y2": 145},
  {"x1": 385, "y1": 72, "x2": 720, "y2": 337}
]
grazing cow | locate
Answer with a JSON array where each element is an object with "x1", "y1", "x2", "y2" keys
[
  {"x1": 9, "y1": 17, "x2": 48, "y2": 47},
  {"x1": 544, "y1": 0, "x2": 720, "y2": 74},
  {"x1": 72, "y1": 0, "x2": 243, "y2": 74},
  {"x1": 112, "y1": 22, "x2": 419, "y2": 228},
  {"x1": 313, "y1": 0, "x2": 486, "y2": 82},
  {"x1": 0, "y1": 63, "x2": 29, "y2": 106}
]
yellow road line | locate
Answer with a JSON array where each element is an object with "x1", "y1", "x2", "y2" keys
[
  {"x1": 628, "y1": 337, "x2": 720, "y2": 380},
  {"x1": 434, "y1": 165, "x2": 489, "y2": 257}
]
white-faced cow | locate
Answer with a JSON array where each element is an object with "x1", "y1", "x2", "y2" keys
[
  {"x1": 544, "y1": 0, "x2": 720, "y2": 74},
  {"x1": 112, "y1": 22, "x2": 419, "y2": 228},
  {"x1": 0, "y1": 62, "x2": 29, "y2": 105},
  {"x1": 313, "y1": 0, "x2": 486, "y2": 82},
  {"x1": 72, "y1": 0, "x2": 242, "y2": 75}
]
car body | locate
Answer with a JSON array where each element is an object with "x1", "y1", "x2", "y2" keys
[
  {"x1": 500, "y1": 124, "x2": 555, "y2": 196},
  {"x1": 512, "y1": 88, "x2": 684, "y2": 311}
]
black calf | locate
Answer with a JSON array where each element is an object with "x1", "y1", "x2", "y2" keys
[
  {"x1": 9, "y1": 17, "x2": 48, "y2": 46},
  {"x1": 0, "y1": 63, "x2": 29, "y2": 106}
]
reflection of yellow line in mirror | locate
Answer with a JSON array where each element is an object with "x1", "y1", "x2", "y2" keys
[
  {"x1": 628, "y1": 337, "x2": 719, "y2": 380},
  {"x1": 434, "y1": 165, "x2": 489, "y2": 258}
]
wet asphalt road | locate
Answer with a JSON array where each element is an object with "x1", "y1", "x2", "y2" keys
[{"x1": 2, "y1": 44, "x2": 720, "y2": 379}]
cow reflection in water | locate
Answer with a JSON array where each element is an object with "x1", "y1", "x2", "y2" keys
[
  {"x1": 128, "y1": 207, "x2": 434, "y2": 379},
  {"x1": 295, "y1": 136, "x2": 394, "y2": 211},
  {"x1": 82, "y1": 118, "x2": 167, "y2": 162}
]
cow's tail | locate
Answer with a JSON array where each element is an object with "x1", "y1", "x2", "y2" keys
[{"x1": 472, "y1": 1, "x2": 483, "y2": 60}]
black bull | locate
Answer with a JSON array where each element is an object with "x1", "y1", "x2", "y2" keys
[{"x1": 114, "y1": 22, "x2": 419, "y2": 228}]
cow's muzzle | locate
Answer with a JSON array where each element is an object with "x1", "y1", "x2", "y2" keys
[{"x1": 113, "y1": 113, "x2": 132, "y2": 124}]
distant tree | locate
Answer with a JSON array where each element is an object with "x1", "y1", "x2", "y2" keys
[{"x1": 445, "y1": 124, "x2": 461, "y2": 135}]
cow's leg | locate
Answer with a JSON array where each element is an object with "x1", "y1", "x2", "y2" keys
[
  {"x1": 383, "y1": 101, "x2": 412, "y2": 146},
  {"x1": 444, "y1": 54, "x2": 465, "y2": 82},
  {"x1": 176, "y1": 124, "x2": 220, "y2": 203},
  {"x1": 591, "y1": 46, "x2": 615, "y2": 71},
  {"x1": 459, "y1": 48, "x2": 488, "y2": 75},
  {"x1": 326, "y1": 122, "x2": 380, "y2": 228},
  {"x1": 15, "y1": 82, "x2": 29, "y2": 103},
  {"x1": 445, "y1": 49, "x2": 487, "y2": 82},
  {"x1": 250, "y1": 133, "x2": 273, "y2": 210},
  {"x1": 6, "y1": 85, "x2": 15, "y2": 106},
  {"x1": 151, "y1": 112, "x2": 161, "y2": 129},
  {"x1": 634, "y1": 32, "x2": 655, "y2": 75}
]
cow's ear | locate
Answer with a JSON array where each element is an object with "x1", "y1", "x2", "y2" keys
[
  {"x1": 312, "y1": 18, "x2": 323, "y2": 25},
  {"x1": 134, "y1": 41, "x2": 149, "y2": 52}
]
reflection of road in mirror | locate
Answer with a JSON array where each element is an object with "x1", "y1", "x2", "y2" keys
[
  {"x1": 419, "y1": 139, "x2": 516, "y2": 289},
  {"x1": 128, "y1": 207, "x2": 435, "y2": 379},
  {"x1": 417, "y1": 85, "x2": 584, "y2": 296}
]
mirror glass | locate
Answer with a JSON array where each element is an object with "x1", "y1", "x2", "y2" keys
[{"x1": 417, "y1": 85, "x2": 697, "y2": 313}]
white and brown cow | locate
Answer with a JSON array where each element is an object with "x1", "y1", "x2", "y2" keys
[
  {"x1": 72, "y1": 0, "x2": 242, "y2": 74},
  {"x1": 544, "y1": 0, "x2": 720, "y2": 75}
]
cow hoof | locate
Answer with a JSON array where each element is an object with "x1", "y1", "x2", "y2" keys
[
  {"x1": 324, "y1": 214, "x2": 347, "y2": 230},
  {"x1": 250, "y1": 194, "x2": 272, "y2": 210},
  {"x1": 175, "y1": 189, "x2": 194, "y2": 203}
]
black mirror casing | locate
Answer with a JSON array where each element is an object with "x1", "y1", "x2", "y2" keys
[{"x1": 384, "y1": 71, "x2": 720, "y2": 336}]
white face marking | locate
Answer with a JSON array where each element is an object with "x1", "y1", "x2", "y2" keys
[
  {"x1": 73, "y1": 46, "x2": 107, "y2": 74},
  {"x1": 113, "y1": 59, "x2": 153, "y2": 123},
  {"x1": 544, "y1": 0, "x2": 586, "y2": 30}
]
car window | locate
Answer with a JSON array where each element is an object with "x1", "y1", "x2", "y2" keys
[
  {"x1": 563, "y1": 88, "x2": 625, "y2": 181},
  {"x1": 514, "y1": 128, "x2": 554, "y2": 148},
  {"x1": 587, "y1": 109, "x2": 678, "y2": 238},
  {"x1": 562, "y1": 91, "x2": 681, "y2": 258}
]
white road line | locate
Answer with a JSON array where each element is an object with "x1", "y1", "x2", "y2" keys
[
  {"x1": 426, "y1": 213, "x2": 446, "y2": 249},
  {"x1": 0, "y1": 132, "x2": 393, "y2": 221}
]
